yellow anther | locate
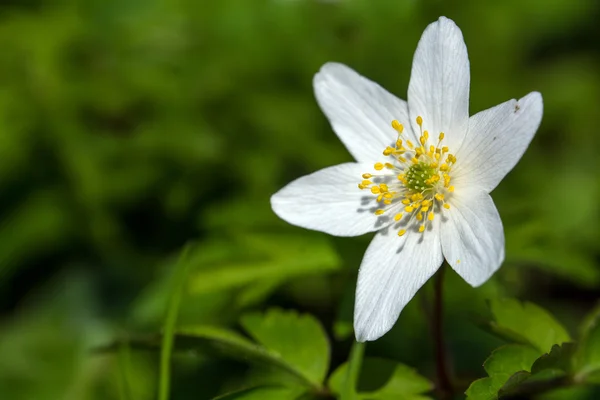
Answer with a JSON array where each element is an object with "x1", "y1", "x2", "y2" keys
[
  {"x1": 435, "y1": 153, "x2": 441, "y2": 161},
  {"x1": 383, "y1": 147, "x2": 394, "y2": 156},
  {"x1": 374, "y1": 162, "x2": 384, "y2": 170},
  {"x1": 447, "y1": 154, "x2": 457, "y2": 163},
  {"x1": 416, "y1": 116, "x2": 423, "y2": 126},
  {"x1": 396, "y1": 139, "x2": 403, "y2": 148},
  {"x1": 394, "y1": 213, "x2": 403, "y2": 221},
  {"x1": 398, "y1": 156, "x2": 407, "y2": 163},
  {"x1": 421, "y1": 200, "x2": 430, "y2": 207},
  {"x1": 419, "y1": 136, "x2": 426, "y2": 145},
  {"x1": 361, "y1": 180, "x2": 372, "y2": 186},
  {"x1": 416, "y1": 213, "x2": 423, "y2": 221},
  {"x1": 440, "y1": 164, "x2": 449, "y2": 172},
  {"x1": 419, "y1": 225, "x2": 425, "y2": 233},
  {"x1": 406, "y1": 140, "x2": 414, "y2": 149},
  {"x1": 429, "y1": 145, "x2": 435, "y2": 153},
  {"x1": 424, "y1": 131, "x2": 429, "y2": 140},
  {"x1": 391, "y1": 120, "x2": 404, "y2": 133},
  {"x1": 383, "y1": 192, "x2": 393, "y2": 199},
  {"x1": 377, "y1": 194, "x2": 383, "y2": 202},
  {"x1": 435, "y1": 193, "x2": 445, "y2": 201},
  {"x1": 422, "y1": 206, "x2": 429, "y2": 212},
  {"x1": 411, "y1": 157, "x2": 419, "y2": 164},
  {"x1": 383, "y1": 200, "x2": 392, "y2": 205},
  {"x1": 405, "y1": 206, "x2": 414, "y2": 212},
  {"x1": 428, "y1": 212, "x2": 434, "y2": 221},
  {"x1": 442, "y1": 146, "x2": 449, "y2": 153},
  {"x1": 448, "y1": 186, "x2": 455, "y2": 192},
  {"x1": 379, "y1": 183, "x2": 388, "y2": 192},
  {"x1": 443, "y1": 203, "x2": 450, "y2": 209},
  {"x1": 362, "y1": 173, "x2": 372, "y2": 179},
  {"x1": 375, "y1": 209, "x2": 385, "y2": 215},
  {"x1": 371, "y1": 186, "x2": 380, "y2": 194},
  {"x1": 385, "y1": 163, "x2": 394, "y2": 169},
  {"x1": 398, "y1": 229, "x2": 406, "y2": 237},
  {"x1": 358, "y1": 184, "x2": 365, "y2": 190},
  {"x1": 402, "y1": 199, "x2": 410, "y2": 205},
  {"x1": 439, "y1": 132, "x2": 445, "y2": 140}
]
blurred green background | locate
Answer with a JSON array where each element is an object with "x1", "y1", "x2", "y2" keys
[{"x1": 0, "y1": 0, "x2": 599, "y2": 399}]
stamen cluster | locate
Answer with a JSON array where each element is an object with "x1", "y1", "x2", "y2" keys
[{"x1": 358, "y1": 116, "x2": 457, "y2": 236}]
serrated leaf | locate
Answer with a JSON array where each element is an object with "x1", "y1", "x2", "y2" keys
[
  {"x1": 531, "y1": 343, "x2": 576, "y2": 374},
  {"x1": 485, "y1": 299, "x2": 571, "y2": 353},
  {"x1": 465, "y1": 345, "x2": 540, "y2": 400},
  {"x1": 497, "y1": 344, "x2": 575, "y2": 398},
  {"x1": 329, "y1": 358, "x2": 433, "y2": 400},
  {"x1": 212, "y1": 386, "x2": 306, "y2": 400},
  {"x1": 188, "y1": 234, "x2": 341, "y2": 295},
  {"x1": 240, "y1": 309, "x2": 330, "y2": 387}
]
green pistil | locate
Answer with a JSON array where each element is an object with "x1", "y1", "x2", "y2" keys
[{"x1": 405, "y1": 162, "x2": 436, "y2": 191}]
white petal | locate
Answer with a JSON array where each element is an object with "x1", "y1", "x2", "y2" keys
[
  {"x1": 452, "y1": 92, "x2": 543, "y2": 192},
  {"x1": 441, "y1": 188, "x2": 504, "y2": 287},
  {"x1": 407, "y1": 17, "x2": 470, "y2": 151},
  {"x1": 354, "y1": 222, "x2": 443, "y2": 341},
  {"x1": 271, "y1": 163, "x2": 394, "y2": 237},
  {"x1": 314, "y1": 63, "x2": 414, "y2": 162}
]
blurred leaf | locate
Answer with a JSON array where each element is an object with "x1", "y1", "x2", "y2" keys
[
  {"x1": 328, "y1": 358, "x2": 433, "y2": 400},
  {"x1": 212, "y1": 385, "x2": 306, "y2": 400},
  {"x1": 465, "y1": 344, "x2": 541, "y2": 400},
  {"x1": 483, "y1": 299, "x2": 571, "y2": 353},
  {"x1": 158, "y1": 244, "x2": 192, "y2": 400},
  {"x1": 188, "y1": 234, "x2": 341, "y2": 295},
  {"x1": 240, "y1": 309, "x2": 330, "y2": 387},
  {"x1": 574, "y1": 304, "x2": 600, "y2": 381}
]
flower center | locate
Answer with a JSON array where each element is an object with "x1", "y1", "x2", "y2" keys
[{"x1": 358, "y1": 116, "x2": 457, "y2": 237}]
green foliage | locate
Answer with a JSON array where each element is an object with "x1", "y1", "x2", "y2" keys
[
  {"x1": 483, "y1": 299, "x2": 571, "y2": 353},
  {"x1": 466, "y1": 345, "x2": 541, "y2": 400},
  {"x1": 240, "y1": 309, "x2": 330, "y2": 387},
  {"x1": 188, "y1": 234, "x2": 341, "y2": 296},
  {"x1": 328, "y1": 358, "x2": 433, "y2": 400},
  {"x1": 212, "y1": 386, "x2": 306, "y2": 400},
  {"x1": 1, "y1": 0, "x2": 600, "y2": 399},
  {"x1": 467, "y1": 301, "x2": 600, "y2": 399}
]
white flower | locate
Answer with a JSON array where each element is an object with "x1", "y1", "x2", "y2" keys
[{"x1": 270, "y1": 17, "x2": 543, "y2": 341}]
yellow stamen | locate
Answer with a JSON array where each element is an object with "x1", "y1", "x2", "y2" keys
[
  {"x1": 416, "y1": 116, "x2": 423, "y2": 126},
  {"x1": 428, "y1": 212, "x2": 434, "y2": 221},
  {"x1": 392, "y1": 120, "x2": 404, "y2": 133},
  {"x1": 394, "y1": 213, "x2": 403, "y2": 221},
  {"x1": 398, "y1": 229, "x2": 406, "y2": 237},
  {"x1": 375, "y1": 209, "x2": 385, "y2": 215},
  {"x1": 419, "y1": 225, "x2": 425, "y2": 233},
  {"x1": 374, "y1": 162, "x2": 384, "y2": 171}
]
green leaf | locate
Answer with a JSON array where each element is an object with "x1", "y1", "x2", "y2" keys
[
  {"x1": 240, "y1": 309, "x2": 330, "y2": 387},
  {"x1": 574, "y1": 304, "x2": 600, "y2": 380},
  {"x1": 159, "y1": 244, "x2": 192, "y2": 400},
  {"x1": 97, "y1": 324, "x2": 323, "y2": 391},
  {"x1": 188, "y1": 234, "x2": 341, "y2": 295},
  {"x1": 497, "y1": 344, "x2": 575, "y2": 398},
  {"x1": 212, "y1": 386, "x2": 306, "y2": 400},
  {"x1": 485, "y1": 299, "x2": 571, "y2": 353},
  {"x1": 329, "y1": 358, "x2": 433, "y2": 400},
  {"x1": 465, "y1": 344, "x2": 541, "y2": 400}
]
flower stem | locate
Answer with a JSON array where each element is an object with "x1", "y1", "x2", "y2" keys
[{"x1": 432, "y1": 263, "x2": 453, "y2": 399}]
